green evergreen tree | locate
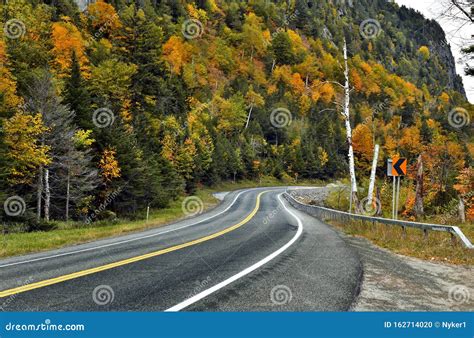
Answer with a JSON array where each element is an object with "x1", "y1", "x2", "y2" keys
[{"x1": 64, "y1": 51, "x2": 93, "y2": 130}]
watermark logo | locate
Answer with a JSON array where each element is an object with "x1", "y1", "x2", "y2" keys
[
  {"x1": 358, "y1": 197, "x2": 381, "y2": 216},
  {"x1": 4, "y1": 19, "x2": 26, "y2": 39},
  {"x1": 92, "y1": 108, "x2": 115, "y2": 128},
  {"x1": 270, "y1": 108, "x2": 292, "y2": 128},
  {"x1": 448, "y1": 107, "x2": 470, "y2": 129},
  {"x1": 182, "y1": 196, "x2": 204, "y2": 217},
  {"x1": 448, "y1": 285, "x2": 470, "y2": 305},
  {"x1": 182, "y1": 19, "x2": 204, "y2": 40},
  {"x1": 0, "y1": 276, "x2": 34, "y2": 311},
  {"x1": 187, "y1": 276, "x2": 211, "y2": 298},
  {"x1": 85, "y1": 186, "x2": 123, "y2": 225},
  {"x1": 92, "y1": 285, "x2": 115, "y2": 306},
  {"x1": 262, "y1": 204, "x2": 283, "y2": 225},
  {"x1": 3, "y1": 196, "x2": 26, "y2": 217},
  {"x1": 359, "y1": 19, "x2": 382, "y2": 39},
  {"x1": 270, "y1": 285, "x2": 293, "y2": 305}
]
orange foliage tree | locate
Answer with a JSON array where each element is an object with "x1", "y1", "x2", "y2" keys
[{"x1": 51, "y1": 21, "x2": 88, "y2": 76}]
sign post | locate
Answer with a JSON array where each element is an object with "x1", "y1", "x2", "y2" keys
[
  {"x1": 395, "y1": 176, "x2": 401, "y2": 219},
  {"x1": 390, "y1": 158, "x2": 407, "y2": 220},
  {"x1": 387, "y1": 159, "x2": 395, "y2": 218}
]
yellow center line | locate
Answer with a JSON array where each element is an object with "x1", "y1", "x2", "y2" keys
[{"x1": 0, "y1": 191, "x2": 268, "y2": 298}]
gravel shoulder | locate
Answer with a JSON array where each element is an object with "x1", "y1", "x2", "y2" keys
[{"x1": 344, "y1": 234, "x2": 474, "y2": 311}]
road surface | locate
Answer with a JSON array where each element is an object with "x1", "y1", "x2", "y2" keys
[{"x1": 0, "y1": 188, "x2": 362, "y2": 311}]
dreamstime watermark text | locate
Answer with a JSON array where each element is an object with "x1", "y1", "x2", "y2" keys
[{"x1": 5, "y1": 319, "x2": 85, "y2": 332}]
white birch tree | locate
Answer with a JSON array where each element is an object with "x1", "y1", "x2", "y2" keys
[
  {"x1": 341, "y1": 39, "x2": 358, "y2": 210},
  {"x1": 318, "y1": 39, "x2": 359, "y2": 211}
]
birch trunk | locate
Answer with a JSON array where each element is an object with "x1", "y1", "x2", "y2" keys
[
  {"x1": 367, "y1": 144, "x2": 380, "y2": 203},
  {"x1": 66, "y1": 170, "x2": 70, "y2": 222},
  {"x1": 245, "y1": 104, "x2": 254, "y2": 129},
  {"x1": 458, "y1": 198, "x2": 466, "y2": 224},
  {"x1": 375, "y1": 186, "x2": 382, "y2": 216},
  {"x1": 341, "y1": 39, "x2": 358, "y2": 210},
  {"x1": 44, "y1": 168, "x2": 50, "y2": 222},
  {"x1": 36, "y1": 165, "x2": 43, "y2": 222}
]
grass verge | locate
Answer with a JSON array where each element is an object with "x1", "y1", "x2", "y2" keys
[
  {"x1": 328, "y1": 219, "x2": 473, "y2": 265},
  {"x1": 0, "y1": 189, "x2": 217, "y2": 259},
  {"x1": 0, "y1": 177, "x2": 321, "y2": 259}
]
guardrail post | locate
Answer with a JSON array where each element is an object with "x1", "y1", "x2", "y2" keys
[
  {"x1": 402, "y1": 226, "x2": 406, "y2": 239},
  {"x1": 423, "y1": 229, "x2": 428, "y2": 241},
  {"x1": 451, "y1": 233, "x2": 456, "y2": 247}
]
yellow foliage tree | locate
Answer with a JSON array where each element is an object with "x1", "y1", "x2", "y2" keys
[
  {"x1": 162, "y1": 36, "x2": 193, "y2": 75},
  {"x1": 3, "y1": 113, "x2": 50, "y2": 184},
  {"x1": 99, "y1": 148, "x2": 121, "y2": 183},
  {"x1": 87, "y1": 0, "x2": 122, "y2": 34},
  {"x1": 399, "y1": 126, "x2": 422, "y2": 156},
  {"x1": 0, "y1": 40, "x2": 22, "y2": 113},
  {"x1": 417, "y1": 46, "x2": 430, "y2": 61}
]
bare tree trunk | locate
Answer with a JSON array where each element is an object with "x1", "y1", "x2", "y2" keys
[
  {"x1": 375, "y1": 186, "x2": 382, "y2": 216},
  {"x1": 414, "y1": 154, "x2": 424, "y2": 219},
  {"x1": 66, "y1": 170, "x2": 70, "y2": 222},
  {"x1": 36, "y1": 165, "x2": 43, "y2": 222},
  {"x1": 458, "y1": 198, "x2": 466, "y2": 223},
  {"x1": 341, "y1": 39, "x2": 358, "y2": 212},
  {"x1": 367, "y1": 144, "x2": 380, "y2": 203},
  {"x1": 44, "y1": 168, "x2": 50, "y2": 222},
  {"x1": 245, "y1": 104, "x2": 254, "y2": 129}
]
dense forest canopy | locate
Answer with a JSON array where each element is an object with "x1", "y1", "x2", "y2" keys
[{"x1": 0, "y1": 0, "x2": 472, "y2": 226}]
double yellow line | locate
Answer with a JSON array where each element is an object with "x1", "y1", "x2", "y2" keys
[{"x1": 0, "y1": 191, "x2": 267, "y2": 298}]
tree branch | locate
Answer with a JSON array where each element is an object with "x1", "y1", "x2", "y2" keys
[{"x1": 450, "y1": 0, "x2": 474, "y2": 22}]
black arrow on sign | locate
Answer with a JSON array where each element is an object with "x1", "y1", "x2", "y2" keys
[{"x1": 393, "y1": 158, "x2": 406, "y2": 176}]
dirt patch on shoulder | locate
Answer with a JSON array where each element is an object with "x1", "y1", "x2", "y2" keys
[{"x1": 342, "y1": 235, "x2": 473, "y2": 311}]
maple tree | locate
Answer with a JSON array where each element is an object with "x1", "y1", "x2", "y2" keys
[{"x1": 51, "y1": 21, "x2": 88, "y2": 76}]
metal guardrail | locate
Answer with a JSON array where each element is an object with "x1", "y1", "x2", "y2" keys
[{"x1": 284, "y1": 191, "x2": 474, "y2": 249}]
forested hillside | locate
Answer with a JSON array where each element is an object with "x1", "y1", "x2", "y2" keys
[{"x1": 0, "y1": 0, "x2": 472, "y2": 226}]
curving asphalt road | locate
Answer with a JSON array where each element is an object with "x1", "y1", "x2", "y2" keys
[{"x1": 0, "y1": 188, "x2": 362, "y2": 311}]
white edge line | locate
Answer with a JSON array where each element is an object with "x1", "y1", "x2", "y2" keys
[
  {"x1": 0, "y1": 190, "x2": 250, "y2": 268},
  {"x1": 165, "y1": 192, "x2": 303, "y2": 312}
]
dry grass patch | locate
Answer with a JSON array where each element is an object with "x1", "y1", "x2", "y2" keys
[{"x1": 329, "y1": 219, "x2": 473, "y2": 265}]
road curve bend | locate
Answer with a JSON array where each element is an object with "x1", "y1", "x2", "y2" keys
[{"x1": 0, "y1": 187, "x2": 362, "y2": 311}]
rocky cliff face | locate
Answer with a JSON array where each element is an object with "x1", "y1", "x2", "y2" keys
[
  {"x1": 318, "y1": 0, "x2": 467, "y2": 98},
  {"x1": 390, "y1": 5, "x2": 466, "y2": 96},
  {"x1": 73, "y1": 0, "x2": 93, "y2": 11},
  {"x1": 428, "y1": 31, "x2": 466, "y2": 96}
]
